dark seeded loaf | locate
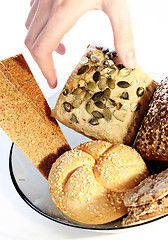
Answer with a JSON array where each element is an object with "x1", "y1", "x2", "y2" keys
[
  {"x1": 135, "y1": 77, "x2": 168, "y2": 166},
  {"x1": 52, "y1": 44, "x2": 158, "y2": 145}
]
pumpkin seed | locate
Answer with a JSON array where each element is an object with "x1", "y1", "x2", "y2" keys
[
  {"x1": 84, "y1": 92, "x2": 93, "y2": 101},
  {"x1": 62, "y1": 87, "x2": 69, "y2": 96},
  {"x1": 90, "y1": 55, "x2": 99, "y2": 63},
  {"x1": 137, "y1": 87, "x2": 144, "y2": 97},
  {"x1": 101, "y1": 67, "x2": 116, "y2": 76},
  {"x1": 117, "y1": 64, "x2": 125, "y2": 70},
  {"x1": 80, "y1": 56, "x2": 88, "y2": 65},
  {"x1": 95, "y1": 101, "x2": 106, "y2": 109},
  {"x1": 118, "y1": 68, "x2": 132, "y2": 77},
  {"x1": 72, "y1": 88, "x2": 83, "y2": 95},
  {"x1": 96, "y1": 65, "x2": 105, "y2": 72},
  {"x1": 92, "y1": 111, "x2": 104, "y2": 119},
  {"x1": 103, "y1": 59, "x2": 115, "y2": 68},
  {"x1": 70, "y1": 114, "x2": 79, "y2": 123},
  {"x1": 86, "y1": 101, "x2": 95, "y2": 114},
  {"x1": 106, "y1": 51, "x2": 114, "y2": 59},
  {"x1": 98, "y1": 77, "x2": 107, "y2": 90},
  {"x1": 89, "y1": 118, "x2": 99, "y2": 125},
  {"x1": 76, "y1": 90, "x2": 85, "y2": 100},
  {"x1": 78, "y1": 79, "x2": 86, "y2": 88},
  {"x1": 87, "y1": 81, "x2": 97, "y2": 90},
  {"x1": 77, "y1": 65, "x2": 89, "y2": 75},
  {"x1": 92, "y1": 91, "x2": 104, "y2": 102},
  {"x1": 63, "y1": 102, "x2": 72, "y2": 112},
  {"x1": 108, "y1": 78, "x2": 115, "y2": 89},
  {"x1": 120, "y1": 92, "x2": 129, "y2": 100},
  {"x1": 104, "y1": 88, "x2": 111, "y2": 99},
  {"x1": 113, "y1": 109, "x2": 127, "y2": 121},
  {"x1": 112, "y1": 51, "x2": 117, "y2": 57},
  {"x1": 93, "y1": 71, "x2": 100, "y2": 82},
  {"x1": 103, "y1": 108, "x2": 112, "y2": 121},
  {"x1": 117, "y1": 81, "x2": 131, "y2": 88},
  {"x1": 87, "y1": 49, "x2": 92, "y2": 58},
  {"x1": 72, "y1": 99, "x2": 82, "y2": 108},
  {"x1": 95, "y1": 44, "x2": 103, "y2": 50},
  {"x1": 106, "y1": 98, "x2": 116, "y2": 108},
  {"x1": 102, "y1": 48, "x2": 109, "y2": 54},
  {"x1": 72, "y1": 88, "x2": 85, "y2": 100}
]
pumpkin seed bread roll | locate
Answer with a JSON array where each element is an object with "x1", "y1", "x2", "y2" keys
[
  {"x1": 135, "y1": 77, "x2": 168, "y2": 171},
  {"x1": 52, "y1": 44, "x2": 158, "y2": 145},
  {"x1": 0, "y1": 55, "x2": 70, "y2": 179},
  {"x1": 48, "y1": 140, "x2": 148, "y2": 225}
]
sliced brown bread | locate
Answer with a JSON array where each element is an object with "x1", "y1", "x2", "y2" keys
[
  {"x1": 0, "y1": 55, "x2": 70, "y2": 179},
  {"x1": 1, "y1": 54, "x2": 51, "y2": 120}
]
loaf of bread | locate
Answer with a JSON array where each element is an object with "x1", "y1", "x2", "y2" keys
[
  {"x1": 48, "y1": 140, "x2": 148, "y2": 224},
  {"x1": 135, "y1": 77, "x2": 168, "y2": 171},
  {"x1": 0, "y1": 55, "x2": 70, "y2": 179},
  {"x1": 52, "y1": 44, "x2": 158, "y2": 145}
]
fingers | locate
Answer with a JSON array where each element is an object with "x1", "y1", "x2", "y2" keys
[
  {"x1": 25, "y1": 0, "x2": 54, "y2": 49},
  {"x1": 102, "y1": 0, "x2": 136, "y2": 69},
  {"x1": 25, "y1": 0, "x2": 101, "y2": 88},
  {"x1": 25, "y1": 0, "x2": 39, "y2": 29},
  {"x1": 25, "y1": 0, "x2": 58, "y2": 87},
  {"x1": 25, "y1": 0, "x2": 135, "y2": 89},
  {"x1": 30, "y1": 0, "x2": 36, "y2": 6},
  {"x1": 56, "y1": 42, "x2": 66, "y2": 55}
]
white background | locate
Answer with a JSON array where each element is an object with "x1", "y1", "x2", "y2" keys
[{"x1": 0, "y1": 0, "x2": 168, "y2": 239}]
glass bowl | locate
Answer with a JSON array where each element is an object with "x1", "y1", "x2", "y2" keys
[{"x1": 9, "y1": 73, "x2": 168, "y2": 231}]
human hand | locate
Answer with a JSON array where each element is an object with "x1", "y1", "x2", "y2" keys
[{"x1": 25, "y1": 0, "x2": 136, "y2": 88}]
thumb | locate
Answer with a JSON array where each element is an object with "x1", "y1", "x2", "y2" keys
[{"x1": 102, "y1": 0, "x2": 136, "y2": 69}]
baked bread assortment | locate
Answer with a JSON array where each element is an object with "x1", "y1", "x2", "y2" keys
[
  {"x1": 0, "y1": 54, "x2": 70, "y2": 179},
  {"x1": 135, "y1": 78, "x2": 168, "y2": 170},
  {"x1": 52, "y1": 44, "x2": 157, "y2": 145},
  {"x1": 48, "y1": 140, "x2": 148, "y2": 224},
  {"x1": 0, "y1": 48, "x2": 168, "y2": 227},
  {"x1": 122, "y1": 168, "x2": 168, "y2": 226}
]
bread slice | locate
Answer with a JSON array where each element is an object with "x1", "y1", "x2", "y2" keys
[
  {"x1": 0, "y1": 55, "x2": 70, "y2": 179},
  {"x1": 1, "y1": 54, "x2": 51, "y2": 119},
  {"x1": 52, "y1": 44, "x2": 158, "y2": 145},
  {"x1": 122, "y1": 168, "x2": 168, "y2": 226}
]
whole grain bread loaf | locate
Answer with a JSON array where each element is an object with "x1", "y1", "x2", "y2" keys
[
  {"x1": 135, "y1": 77, "x2": 168, "y2": 170},
  {"x1": 52, "y1": 44, "x2": 158, "y2": 145}
]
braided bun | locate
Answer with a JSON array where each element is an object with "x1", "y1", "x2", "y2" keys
[{"x1": 48, "y1": 140, "x2": 148, "y2": 224}]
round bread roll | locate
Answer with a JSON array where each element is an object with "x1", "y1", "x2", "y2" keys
[{"x1": 48, "y1": 140, "x2": 148, "y2": 225}]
